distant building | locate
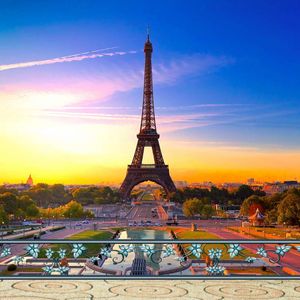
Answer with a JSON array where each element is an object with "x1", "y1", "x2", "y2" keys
[
  {"x1": 247, "y1": 178, "x2": 255, "y2": 185},
  {"x1": 263, "y1": 180, "x2": 300, "y2": 195},
  {"x1": 189, "y1": 181, "x2": 215, "y2": 189},
  {"x1": 174, "y1": 181, "x2": 188, "y2": 188},
  {"x1": 3, "y1": 183, "x2": 30, "y2": 191},
  {"x1": 26, "y1": 174, "x2": 33, "y2": 186},
  {"x1": 249, "y1": 208, "x2": 265, "y2": 226},
  {"x1": 221, "y1": 182, "x2": 242, "y2": 192}
]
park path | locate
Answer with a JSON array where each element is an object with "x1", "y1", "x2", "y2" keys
[{"x1": 206, "y1": 227, "x2": 300, "y2": 272}]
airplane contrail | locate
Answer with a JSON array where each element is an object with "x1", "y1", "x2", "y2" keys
[
  {"x1": 59, "y1": 47, "x2": 118, "y2": 58},
  {"x1": 0, "y1": 47, "x2": 137, "y2": 72}
]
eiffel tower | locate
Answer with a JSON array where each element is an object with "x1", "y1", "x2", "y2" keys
[{"x1": 119, "y1": 34, "x2": 176, "y2": 200}]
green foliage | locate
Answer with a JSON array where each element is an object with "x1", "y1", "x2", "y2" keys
[
  {"x1": 182, "y1": 198, "x2": 214, "y2": 218},
  {"x1": 239, "y1": 188, "x2": 300, "y2": 226},
  {"x1": 39, "y1": 200, "x2": 94, "y2": 219},
  {"x1": 277, "y1": 192, "x2": 300, "y2": 226},
  {"x1": 201, "y1": 205, "x2": 215, "y2": 219},
  {"x1": 170, "y1": 185, "x2": 265, "y2": 206},
  {"x1": 240, "y1": 195, "x2": 266, "y2": 216},
  {"x1": 0, "y1": 206, "x2": 8, "y2": 224},
  {"x1": 25, "y1": 187, "x2": 53, "y2": 207},
  {"x1": 234, "y1": 185, "x2": 256, "y2": 204},
  {"x1": 0, "y1": 192, "x2": 18, "y2": 214},
  {"x1": 22, "y1": 183, "x2": 71, "y2": 208},
  {"x1": 63, "y1": 200, "x2": 85, "y2": 218},
  {"x1": 72, "y1": 186, "x2": 120, "y2": 205},
  {"x1": 26, "y1": 204, "x2": 40, "y2": 218}
]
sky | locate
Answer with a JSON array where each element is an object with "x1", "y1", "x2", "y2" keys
[{"x1": 0, "y1": 0, "x2": 300, "y2": 185}]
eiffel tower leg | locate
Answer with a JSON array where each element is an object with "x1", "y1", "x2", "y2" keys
[{"x1": 119, "y1": 167, "x2": 177, "y2": 200}]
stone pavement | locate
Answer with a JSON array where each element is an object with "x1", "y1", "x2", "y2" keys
[{"x1": 0, "y1": 280, "x2": 299, "y2": 299}]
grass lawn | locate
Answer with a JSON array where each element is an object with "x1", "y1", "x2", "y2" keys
[
  {"x1": 176, "y1": 229, "x2": 258, "y2": 260},
  {"x1": 176, "y1": 230, "x2": 218, "y2": 240},
  {"x1": 228, "y1": 226, "x2": 300, "y2": 239},
  {"x1": 39, "y1": 230, "x2": 114, "y2": 258},
  {"x1": 68, "y1": 230, "x2": 113, "y2": 240},
  {"x1": 142, "y1": 193, "x2": 154, "y2": 200}
]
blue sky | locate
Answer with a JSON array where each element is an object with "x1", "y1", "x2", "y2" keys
[{"x1": 0, "y1": 0, "x2": 299, "y2": 183}]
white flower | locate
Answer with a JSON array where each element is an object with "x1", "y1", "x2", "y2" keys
[
  {"x1": 45, "y1": 248, "x2": 54, "y2": 259},
  {"x1": 208, "y1": 248, "x2": 223, "y2": 260},
  {"x1": 118, "y1": 244, "x2": 134, "y2": 257},
  {"x1": 188, "y1": 244, "x2": 203, "y2": 258},
  {"x1": 275, "y1": 245, "x2": 291, "y2": 257},
  {"x1": 140, "y1": 244, "x2": 155, "y2": 256},
  {"x1": 58, "y1": 248, "x2": 67, "y2": 259},
  {"x1": 0, "y1": 247, "x2": 11, "y2": 257},
  {"x1": 72, "y1": 244, "x2": 86, "y2": 258},
  {"x1": 13, "y1": 256, "x2": 24, "y2": 265},
  {"x1": 42, "y1": 265, "x2": 53, "y2": 274},
  {"x1": 228, "y1": 244, "x2": 242, "y2": 258},
  {"x1": 175, "y1": 256, "x2": 186, "y2": 262},
  {"x1": 245, "y1": 256, "x2": 257, "y2": 263},
  {"x1": 206, "y1": 264, "x2": 225, "y2": 275},
  {"x1": 25, "y1": 244, "x2": 40, "y2": 258},
  {"x1": 162, "y1": 245, "x2": 175, "y2": 258},
  {"x1": 57, "y1": 265, "x2": 69, "y2": 275},
  {"x1": 89, "y1": 256, "x2": 99, "y2": 263},
  {"x1": 100, "y1": 247, "x2": 112, "y2": 258},
  {"x1": 256, "y1": 247, "x2": 267, "y2": 257}
]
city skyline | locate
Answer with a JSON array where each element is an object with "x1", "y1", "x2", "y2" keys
[{"x1": 1, "y1": 1, "x2": 300, "y2": 184}]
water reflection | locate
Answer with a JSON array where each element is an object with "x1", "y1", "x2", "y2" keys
[{"x1": 120, "y1": 229, "x2": 170, "y2": 271}]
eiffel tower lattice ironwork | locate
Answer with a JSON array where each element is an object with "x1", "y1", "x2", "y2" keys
[{"x1": 119, "y1": 34, "x2": 176, "y2": 199}]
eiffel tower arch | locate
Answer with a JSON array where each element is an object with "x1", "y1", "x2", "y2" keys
[{"x1": 119, "y1": 34, "x2": 176, "y2": 200}]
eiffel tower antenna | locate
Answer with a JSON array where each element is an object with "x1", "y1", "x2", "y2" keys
[
  {"x1": 119, "y1": 34, "x2": 176, "y2": 200},
  {"x1": 147, "y1": 25, "x2": 150, "y2": 41}
]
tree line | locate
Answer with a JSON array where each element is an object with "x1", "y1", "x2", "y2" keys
[
  {"x1": 180, "y1": 186, "x2": 300, "y2": 226},
  {"x1": 171, "y1": 184, "x2": 265, "y2": 205},
  {"x1": 240, "y1": 188, "x2": 300, "y2": 226},
  {"x1": 0, "y1": 184, "x2": 121, "y2": 224}
]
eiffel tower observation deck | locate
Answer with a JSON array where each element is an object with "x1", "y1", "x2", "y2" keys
[{"x1": 119, "y1": 34, "x2": 176, "y2": 200}]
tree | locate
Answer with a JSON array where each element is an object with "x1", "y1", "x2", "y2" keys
[
  {"x1": 182, "y1": 198, "x2": 212, "y2": 217},
  {"x1": 234, "y1": 185, "x2": 255, "y2": 204},
  {"x1": 26, "y1": 187, "x2": 53, "y2": 207},
  {"x1": 240, "y1": 195, "x2": 266, "y2": 216},
  {"x1": 17, "y1": 195, "x2": 35, "y2": 210},
  {"x1": 35, "y1": 183, "x2": 49, "y2": 189},
  {"x1": 277, "y1": 193, "x2": 300, "y2": 226},
  {"x1": 63, "y1": 200, "x2": 85, "y2": 218},
  {"x1": 26, "y1": 204, "x2": 40, "y2": 218},
  {"x1": 170, "y1": 190, "x2": 184, "y2": 203},
  {"x1": 201, "y1": 205, "x2": 214, "y2": 219},
  {"x1": 183, "y1": 198, "x2": 203, "y2": 217},
  {"x1": 0, "y1": 206, "x2": 8, "y2": 224},
  {"x1": 50, "y1": 184, "x2": 70, "y2": 205},
  {"x1": 0, "y1": 192, "x2": 18, "y2": 214},
  {"x1": 263, "y1": 193, "x2": 282, "y2": 225}
]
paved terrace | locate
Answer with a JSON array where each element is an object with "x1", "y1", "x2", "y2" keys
[{"x1": 0, "y1": 279, "x2": 299, "y2": 299}]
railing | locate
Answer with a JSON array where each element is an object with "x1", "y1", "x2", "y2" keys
[
  {"x1": 128, "y1": 164, "x2": 168, "y2": 168},
  {"x1": 140, "y1": 164, "x2": 156, "y2": 168},
  {"x1": 0, "y1": 239, "x2": 300, "y2": 279}
]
